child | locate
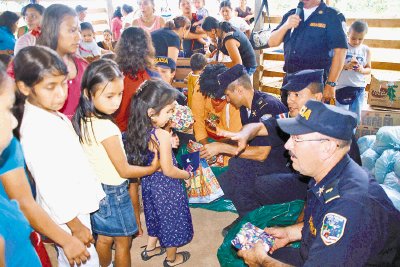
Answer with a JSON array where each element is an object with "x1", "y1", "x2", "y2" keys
[
  {"x1": 125, "y1": 80, "x2": 193, "y2": 266},
  {"x1": 336, "y1": 20, "x2": 371, "y2": 123},
  {"x1": 155, "y1": 56, "x2": 176, "y2": 85},
  {"x1": 72, "y1": 59, "x2": 159, "y2": 267},
  {"x1": 79, "y1": 22, "x2": 101, "y2": 63},
  {"x1": 15, "y1": 45, "x2": 105, "y2": 267},
  {"x1": 192, "y1": 0, "x2": 209, "y2": 27},
  {"x1": 186, "y1": 53, "x2": 207, "y2": 109}
]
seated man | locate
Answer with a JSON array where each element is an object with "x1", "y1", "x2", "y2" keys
[
  {"x1": 201, "y1": 65, "x2": 300, "y2": 235},
  {"x1": 238, "y1": 100, "x2": 400, "y2": 266},
  {"x1": 192, "y1": 64, "x2": 243, "y2": 166},
  {"x1": 221, "y1": 69, "x2": 361, "y2": 165}
]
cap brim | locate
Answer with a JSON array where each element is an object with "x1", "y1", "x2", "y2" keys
[
  {"x1": 277, "y1": 117, "x2": 315, "y2": 135},
  {"x1": 156, "y1": 64, "x2": 172, "y2": 69},
  {"x1": 281, "y1": 82, "x2": 309, "y2": 92}
]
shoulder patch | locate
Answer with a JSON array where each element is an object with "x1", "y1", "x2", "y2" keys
[{"x1": 320, "y1": 213, "x2": 347, "y2": 245}]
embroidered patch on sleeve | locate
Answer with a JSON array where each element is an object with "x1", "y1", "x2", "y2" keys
[{"x1": 320, "y1": 213, "x2": 347, "y2": 245}]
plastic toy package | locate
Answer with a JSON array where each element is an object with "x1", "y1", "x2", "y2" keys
[{"x1": 231, "y1": 222, "x2": 275, "y2": 253}]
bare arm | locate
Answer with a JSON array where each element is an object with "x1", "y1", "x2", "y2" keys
[
  {"x1": 358, "y1": 47, "x2": 372, "y2": 75},
  {"x1": 159, "y1": 17, "x2": 166, "y2": 28},
  {"x1": 102, "y1": 135, "x2": 158, "y2": 178},
  {"x1": 200, "y1": 142, "x2": 271, "y2": 161},
  {"x1": 323, "y1": 48, "x2": 347, "y2": 101},
  {"x1": 168, "y1": 47, "x2": 179, "y2": 64},
  {"x1": 268, "y1": 14, "x2": 301, "y2": 48},
  {"x1": 156, "y1": 129, "x2": 190, "y2": 179},
  {"x1": 225, "y1": 38, "x2": 243, "y2": 65}
]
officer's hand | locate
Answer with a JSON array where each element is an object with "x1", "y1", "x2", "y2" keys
[
  {"x1": 62, "y1": 236, "x2": 90, "y2": 267},
  {"x1": 322, "y1": 84, "x2": 336, "y2": 104},
  {"x1": 265, "y1": 227, "x2": 291, "y2": 253},
  {"x1": 284, "y1": 14, "x2": 301, "y2": 30},
  {"x1": 200, "y1": 142, "x2": 219, "y2": 160},
  {"x1": 217, "y1": 128, "x2": 248, "y2": 155}
]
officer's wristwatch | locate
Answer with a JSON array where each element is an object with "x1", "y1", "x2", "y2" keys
[{"x1": 326, "y1": 81, "x2": 337, "y2": 87}]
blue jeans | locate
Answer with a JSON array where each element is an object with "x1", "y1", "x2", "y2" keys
[{"x1": 336, "y1": 88, "x2": 365, "y2": 124}]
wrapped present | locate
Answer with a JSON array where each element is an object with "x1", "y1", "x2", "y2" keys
[
  {"x1": 231, "y1": 222, "x2": 275, "y2": 253},
  {"x1": 171, "y1": 103, "x2": 194, "y2": 133},
  {"x1": 185, "y1": 158, "x2": 224, "y2": 203},
  {"x1": 187, "y1": 140, "x2": 224, "y2": 167}
]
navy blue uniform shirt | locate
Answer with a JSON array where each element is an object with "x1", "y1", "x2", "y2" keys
[
  {"x1": 300, "y1": 155, "x2": 400, "y2": 266},
  {"x1": 230, "y1": 90, "x2": 290, "y2": 174},
  {"x1": 274, "y1": 1, "x2": 347, "y2": 76}
]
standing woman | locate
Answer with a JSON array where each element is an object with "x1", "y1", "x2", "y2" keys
[
  {"x1": 179, "y1": 0, "x2": 206, "y2": 57},
  {"x1": 37, "y1": 4, "x2": 87, "y2": 119},
  {"x1": 235, "y1": 0, "x2": 254, "y2": 25},
  {"x1": 0, "y1": 11, "x2": 20, "y2": 56},
  {"x1": 202, "y1": 17, "x2": 257, "y2": 75},
  {"x1": 17, "y1": 4, "x2": 44, "y2": 38},
  {"x1": 151, "y1": 16, "x2": 191, "y2": 63},
  {"x1": 114, "y1": 27, "x2": 159, "y2": 236},
  {"x1": 121, "y1": 4, "x2": 135, "y2": 30},
  {"x1": 132, "y1": 0, "x2": 165, "y2": 33},
  {"x1": 219, "y1": 0, "x2": 250, "y2": 37},
  {"x1": 111, "y1": 6, "x2": 123, "y2": 41}
]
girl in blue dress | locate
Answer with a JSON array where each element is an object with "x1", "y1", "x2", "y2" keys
[{"x1": 125, "y1": 79, "x2": 194, "y2": 267}]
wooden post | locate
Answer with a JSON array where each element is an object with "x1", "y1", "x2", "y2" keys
[
  {"x1": 105, "y1": 0, "x2": 114, "y2": 25},
  {"x1": 253, "y1": 0, "x2": 263, "y2": 90}
]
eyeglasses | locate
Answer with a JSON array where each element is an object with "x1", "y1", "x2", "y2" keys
[{"x1": 291, "y1": 135, "x2": 330, "y2": 143}]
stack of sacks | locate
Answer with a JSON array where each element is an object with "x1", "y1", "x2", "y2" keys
[{"x1": 358, "y1": 126, "x2": 400, "y2": 210}]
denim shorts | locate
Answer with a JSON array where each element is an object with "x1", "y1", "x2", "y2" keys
[{"x1": 91, "y1": 181, "x2": 137, "y2": 236}]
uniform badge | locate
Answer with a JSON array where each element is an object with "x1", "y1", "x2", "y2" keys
[
  {"x1": 320, "y1": 213, "x2": 347, "y2": 245},
  {"x1": 261, "y1": 114, "x2": 272, "y2": 120},
  {"x1": 309, "y1": 216, "x2": 316, "y2": 236},
  {"x1": 317, "y1": 186, "x2": 325, "y2": 197},
  {"x1": 318, "y1": 10, "x2": 323, "y2": 14}
]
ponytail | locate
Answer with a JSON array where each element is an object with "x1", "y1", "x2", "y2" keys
[
  {"x1": 202, "y1": 16, "x2": 234, "y2": 33},
  {"x1": 220, "y1": 21, "x2": 234, "y2": 33},
  {"x1": 165, "y1": 16, "x2": 191, "y2": 30}
]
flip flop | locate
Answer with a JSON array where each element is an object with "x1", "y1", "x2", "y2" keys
[
  {"x1": 163, "y1": 251, "x2": 191, "y2": 267},
  {"x1": 140, "y1": 245, "x2": 166, "y2": 261}
]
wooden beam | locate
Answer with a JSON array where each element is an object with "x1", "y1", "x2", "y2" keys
[
  {"x1": 253, "y1": 0, "x2": 263, "y2": 90},
  {"x1": 87, "y1": 8, "x2": 107, "y2": 14},
  {"x1": 263, "y1": 53, "x2": 284, "y2": 61},
  {"x1": 372, "y1": 61, "x2": 400, "y2": 71},
  {"x1": 363, "y1": 39, "x2": 400, "y2": 49},
  {"x1": 263, "y1": 70, "x2": 285, "y2": 77},
  {"x1": 91, "y1": 19, "x2": 108, "y2": 26},
  {"x1": 265, "y1": 16, "x2": 400, "y2": 28}
]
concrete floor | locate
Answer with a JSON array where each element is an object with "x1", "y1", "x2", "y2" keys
[{"x1": 46, "y1": 208, "x2": 238, "y2": 267}]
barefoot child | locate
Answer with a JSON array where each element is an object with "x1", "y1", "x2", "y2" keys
[
  {"x1": 72, "y1": 59, "x2": 159, "y2": 267},
  {"x1": 125, "y1": 80, "x2": 194, "y2": 266}
]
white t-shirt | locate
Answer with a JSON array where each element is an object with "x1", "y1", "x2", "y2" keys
[
  {"x1": 79, "y1": 40, "x2": 101, "y2": 57},
  {"x1": 303, "y1": 6, "x2": 318, "y2": 21},
  {"x1": 337, "y1": 44, "x2": 369, "y2": 89},
  {"x1": 227, "y1": 16, "x2": 251, "y2": 33},
  {"x1": 80, "y1": 118, "x2": 127, "y2": 186},
  {"x1": 20, "y1": 102, "x2": 105, "y2": 228}
]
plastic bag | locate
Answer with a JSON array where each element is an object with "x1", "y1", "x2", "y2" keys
[
  {"x1": 394, "y1": 154, "x2": 400, "y2": 177},
  {"x1": 375, "y1": 149, "x2": 399, "y2": 184},
  {"x1": 357, "y1": 135, "x2": 376, "y2": 155},
  {"x1": 381, "y1": 185, "x2": 400, "y2": 211},
  {"x1": 217, "y1": 200, "x2": 304, "y2": 267},
  {"x1": 373, "y1": 126, "x2": 400, "y2": 154},
  {"x1": 383, "y1": 172, "x2": 400, "y2": 193},
  {"x1": 361, "y1": 148, "x2": 380, "y2": 173}
]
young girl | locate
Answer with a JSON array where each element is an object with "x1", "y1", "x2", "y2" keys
[
  {"x1": 125, "y1": 80, "x2": 193, "y2": 266},
  {"x1": 79, "y1": 22, "x2": 101, "y2": 63},
  {"x1": 72, "y1": 59, "x2": 159, "y2": 267},
  {"x1": 14, "y1": 45, "x2": 105, "y2": 267},
  {"x1": 192, "y1": 0, "x2": 209, "y2": 27},
  {"x1": 37, "y1": 4, "x2": 87, "y2": 119}
]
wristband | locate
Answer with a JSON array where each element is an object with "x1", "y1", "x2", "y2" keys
[{"x1": 185, "y1": 171, "x2": 193, "y2": 180}]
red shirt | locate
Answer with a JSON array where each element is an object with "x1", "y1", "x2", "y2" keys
[
  {"x1": 114, "y1": 69, "x2": 151, "y2": 132},
  {"x1": 60, "y1": 56, "x2": 88, "y2": 120}
]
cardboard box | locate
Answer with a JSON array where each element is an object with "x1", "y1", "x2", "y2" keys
[
  {"x1": 368, "y1": 74, "x2": 400, "y2": 109},
  {"x1": 360, "y1": 106, "x2": 400, "y2": 128},
  {"x1": 356, "y1": 125, "x2": 380, "y2": 139}
]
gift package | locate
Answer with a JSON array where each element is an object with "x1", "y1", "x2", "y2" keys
[
  {"x1": 187, "y1": 140, "x2": 224, "y2": 167},
  {"x1": 231, "y1": 222, "x2": 275, "y2": 253}
]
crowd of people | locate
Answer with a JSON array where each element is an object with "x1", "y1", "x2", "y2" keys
[{"x1": 0, "y1": 0, "x2": 399, "y2": 267}]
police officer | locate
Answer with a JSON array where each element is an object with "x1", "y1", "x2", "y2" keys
[
  {"x1": 200, "y1": 65, "x2": 294, "y2": 235},
  {"x1": 221, "y1": 69, "x2": 361, "y2": 165},
  {"x1": 269, "y1": 0, "x2": 347, "y2": 105},
  {"x1": 238, "y1": 100, "x2": 400, "y2": 266}
]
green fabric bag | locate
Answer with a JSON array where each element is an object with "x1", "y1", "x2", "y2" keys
[{"x1": 217, "y1": 200, "x2": 304, "y2": 267}]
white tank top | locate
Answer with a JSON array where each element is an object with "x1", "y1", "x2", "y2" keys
[{"x1": 337, "y1": 44, "x2": 368, "y2": 89}]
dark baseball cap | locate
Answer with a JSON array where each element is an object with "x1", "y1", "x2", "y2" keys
[
  {"x1": 75, "y1": 5, "x2": 88, "y2": 13},
  {"x1": 217, "y1": 64, "x2": 247, "y2": 91},
  {"x1": 281, "y1": 69, "x2": 324, "y2": 92},
  {"x1": 155, "y1": 56, "x2": 176, "y2": 70},
  {"x1": 277, "y1": 100, "x2": 357, "y2": 140}
]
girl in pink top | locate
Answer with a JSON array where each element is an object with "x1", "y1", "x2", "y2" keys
[
  {"x1": 132, "y1": 0, "x2": 165, "y2": 33},
  {"x1": 37, "y1": 4, "x2": 88, "y2": 119},
  {"x1": 111, "y1": 7, "x2": 123, "y2": 41}
]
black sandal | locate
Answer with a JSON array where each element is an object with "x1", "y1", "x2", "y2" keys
[
  {"x1": 140, "y1": 245, "x2": 166, "y2": 261},
  {"x1": 163, "y1": 251, "x2": 191, "y2": 267}
]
